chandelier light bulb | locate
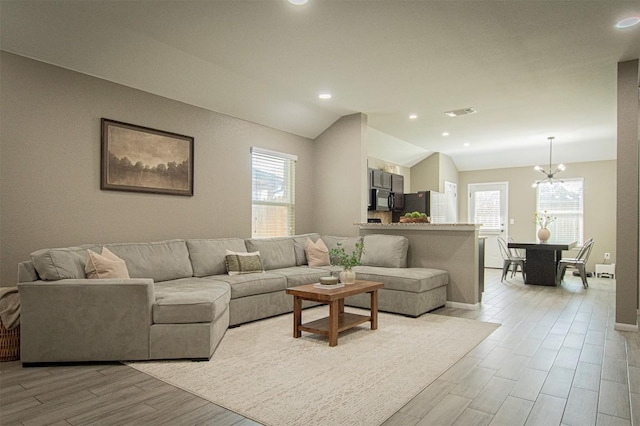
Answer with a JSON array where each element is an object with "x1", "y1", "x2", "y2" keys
[
  {"x1": 534, "y1": 165, "x2": 542, "y2": 171},
  {"x1": 558, "y1": 164, "x2": 566, "y2": 171}
]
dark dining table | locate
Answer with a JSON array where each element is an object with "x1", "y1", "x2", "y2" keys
[{"x1": 507, "y1": 241, "x2": 577, "y2": 286}]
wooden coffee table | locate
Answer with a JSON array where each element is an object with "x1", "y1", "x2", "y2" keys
[{"x1": 285, "y1": 280, "x2": 384, "y2": 346}]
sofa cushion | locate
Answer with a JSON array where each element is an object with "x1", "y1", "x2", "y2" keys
[
  {"x1": 153, "y1": 278, "x2": 230, "y2": 324},
  {"x1": 352, "y1": 266, "x2": 448, "y2": 293},
  {"x1": 187, "y1": 238, "x2": 248, "y2": 277},
  {"x1": 85, "y1": 247, "x2": 130, "y2": 279},
  {"x1": 105, "y1": 240, "x2": 193, "y2": 283},
  {"x1": 225, "y1": 250, "x2": 264, "y2": 275},
  {"x1": 305, "y1": 238, "x2": 330, "y2": 267},
  {"x1": 360, "y1": 234, "x2": 409, "y2": 268},
  {"x1": 269, "y1": 266, "x2": 333, "y2": 287},
  {"x1": 204, "y1": 272, "x2": 287, "y2": 299},
  {"x1": 31, "y1": 244, "x2": 101, "y2": 281},
  {"x1": 292, "y1": 233, "x2": 321, "y2": 265},
  {"x1": 244, "y1": 238, "x2": 296, "y2": 270}
]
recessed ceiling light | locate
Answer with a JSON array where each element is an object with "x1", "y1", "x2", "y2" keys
[
  {"x1": 464, "y1": 143, "x2": 470, "y2": 147},
  {"x1": 442, "y1": 132, "x2": 450, "y2": 136},
  {"x1": 318, "y1": 93, "x2": 331, "y2": 99},
  {"x1": 288, "y1": 0, "x2": 309, "y2": 5},
  {"x1": 616, "y1": 16, "x2": 640, "y2": 29},
  {"x1": 409, "y1": 114, "x2": 418, "y2": 119}
]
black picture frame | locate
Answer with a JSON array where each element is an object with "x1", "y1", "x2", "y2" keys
[{"x1": 101, "y1": 118, "x2": 194, "y2": 196}]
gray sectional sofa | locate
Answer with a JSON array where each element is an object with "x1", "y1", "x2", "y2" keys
[{"x1": 16, "y1": 233, "x2": 448, "y2": 364}]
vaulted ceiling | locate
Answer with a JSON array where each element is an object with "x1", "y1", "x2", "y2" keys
[{"x1": 2, "y1": 1, "x2": 638, "y2": 170}]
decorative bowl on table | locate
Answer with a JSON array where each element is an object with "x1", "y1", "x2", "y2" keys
[{"x1": 319, "y1": 276, "x2": 339, "y2": 285}]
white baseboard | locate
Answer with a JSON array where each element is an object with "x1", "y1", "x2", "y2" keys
[
  {"x1": 445, "y1": 301, "x2": 480, "y2": 310},
  {"x1": 614, "y1": 322, "x2": 639, "y2": 332}
]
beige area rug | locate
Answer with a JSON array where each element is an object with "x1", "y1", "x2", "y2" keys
[{"x1": 128, "y1": 307, "x2": 500, "y2": 426}]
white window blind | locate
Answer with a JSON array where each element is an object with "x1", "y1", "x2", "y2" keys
[
  {"x1": 251, "y1": 147, "x2": 296, "y2": 238},
  {"x1": 536, "y1": 179, "x2": 584, "y2": 245},
  {"x1": 473, "y1": 190, "x2": 501, "y2": 232}
]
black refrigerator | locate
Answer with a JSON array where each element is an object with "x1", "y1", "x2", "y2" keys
[{"x1": 392, "y1": 191, "x2": 444, "y2": 222}]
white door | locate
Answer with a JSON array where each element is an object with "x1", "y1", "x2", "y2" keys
[
  {"x1": 468, "y1": 182, "x2": 508, "y2": 268},
  {"x1": 444, "y1": 181, "x2": 458, "y2": 223}
]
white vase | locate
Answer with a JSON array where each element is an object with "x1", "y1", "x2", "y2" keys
[
  {"x1": 340, "y1": 268, "x2": 356, "y2": 284},
  {"x1": 538, "y1": 227, "x2": 551, "y2": 243}
]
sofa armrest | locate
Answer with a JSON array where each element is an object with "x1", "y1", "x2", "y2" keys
[{"x1": 17, "y1": 278, "x2": 155, "y2": 363}]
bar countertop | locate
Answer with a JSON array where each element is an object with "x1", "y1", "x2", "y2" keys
[{"x1": 356, "y1": 223, "x2": 481, "y2": 232}]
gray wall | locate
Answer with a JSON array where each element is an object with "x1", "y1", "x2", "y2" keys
[
  {"x1": 459, "y1": 160, "x2": 617, "y2": 272},
  {"x1": 410, "y1": 154, "x2": 438, "y2": 192},
  {"x1": 438, "y1": 153, "x2": 459, "y2": 194},
  {"x1": 0, "y1": 52, "x2": 317, "y2": 286},
  {"x1": 410, "y1": 152, "x2": 458, "y2": 193},
  {"x1": 616, "y1": 59, "x2": 639, "y2": 328},
  {"x1": 312, "y1": 113, "x2": 367, "y2": 236}
]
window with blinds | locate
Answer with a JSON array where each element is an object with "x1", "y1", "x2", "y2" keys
[
  {"x1": 536, "y1": 178, "x2": 584, "y2": 245},
  {"x1": 251, "y1": 147, "x2": 296, "y2": 238}
]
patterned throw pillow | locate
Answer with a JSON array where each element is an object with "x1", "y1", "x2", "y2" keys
[
  {"x1": 225, "y1": 250, "x2": 264, "y2": 276},
  {"x1": 85, "y1": 247, "x2": 130, "y2": 279}
]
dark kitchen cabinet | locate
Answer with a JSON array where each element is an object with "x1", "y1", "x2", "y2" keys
[
  {"x1": 371, "y1": 169, "x2": 392, "y2": 189},
  {"x1": 368, "y1": 168, "x2": 407, "y2": 211},
  {"x1": 391, "y1": 174, "x2": 404, "y2": 210}
]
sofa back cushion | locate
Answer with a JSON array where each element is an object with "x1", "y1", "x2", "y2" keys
[
  {"x1": 244, "y1": 237, "x2": 296, "y2": 270},
  {"x1": 31, "y1": 244, "x2": 101, "y2": 281},
  {"x1": 360, "y1": 234, "x2": 409, "y2": 268},
  {"x1": 104, "y1": 239, "x2": 193, "y2": 282},
  {"x1": 18, "y1": 261, "x2": 40, "y2": 283},
  {"x1": 187, "y1": 238, "x2": 247, "y2": 277}
]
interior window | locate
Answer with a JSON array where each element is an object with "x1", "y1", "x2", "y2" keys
[
  {"x1": 251, "y1": 147, "x2": 296, "y2": 238},
  {"x1": 536, "y1": 178, "x2": 584, "y2": 245}
]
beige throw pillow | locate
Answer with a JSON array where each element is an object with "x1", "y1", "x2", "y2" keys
[
  {"x1": 225, "y1": 250, "x2": 264, "y2": 275},
  {"x1": 305, "y1": 238, "x2": 330, "y2": 267},
  {"x1": 85, "y1": 247, "x2": 130, "y2": 279}
]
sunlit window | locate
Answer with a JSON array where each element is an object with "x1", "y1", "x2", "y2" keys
[
  {"x1": 536, "y1": 179, "x2": 584, "y2": 245},
  {"x1": 251, "y1": 147, "x2": 296, "y2": 237}
]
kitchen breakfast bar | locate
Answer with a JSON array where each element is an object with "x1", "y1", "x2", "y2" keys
[{"x1": 357, "y1": 223, "x2": 484, "y2": 309}]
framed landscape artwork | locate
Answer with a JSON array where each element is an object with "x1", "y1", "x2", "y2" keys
[{"x1": 101, "y1": 118, "x2": 194, "y2": 196}]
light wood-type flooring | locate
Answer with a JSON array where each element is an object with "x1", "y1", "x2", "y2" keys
[{"x1": 1, "y1": 269, "x2": 638, "y2": 426}]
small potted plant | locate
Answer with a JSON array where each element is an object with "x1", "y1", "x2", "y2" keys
[{"x1": 329, "y1": 242, "x2": 365, "y2": 284}]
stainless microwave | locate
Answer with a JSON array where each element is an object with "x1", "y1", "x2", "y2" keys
[{"x1": 370, "y1": 188, "x2": 394, "y2": 211}]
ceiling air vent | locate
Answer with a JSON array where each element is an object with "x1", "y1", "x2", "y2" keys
[{"x1": 444, "y1": 107, "x2": 477, "y2": 117}]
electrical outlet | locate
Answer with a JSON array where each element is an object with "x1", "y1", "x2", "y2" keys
[{"x1": 604, "y1": 252, "x2": 611, "y2": 260}]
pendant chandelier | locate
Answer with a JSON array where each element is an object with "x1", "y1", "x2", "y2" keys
[{"x1": 532, "y1": 136, "x2": 566, "y2": 187}]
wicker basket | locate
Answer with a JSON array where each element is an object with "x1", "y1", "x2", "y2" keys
[
  {"x1": 0, "y1": 322, "x2": 20, "y2": 361},
  {"x1": 399, "y1": 217, "x2": 430, "y2": 223}
]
